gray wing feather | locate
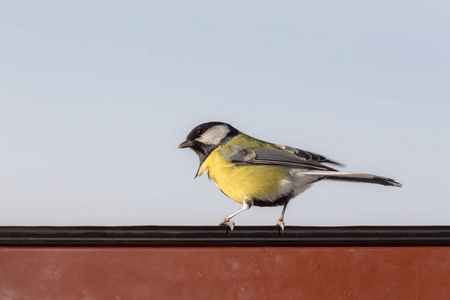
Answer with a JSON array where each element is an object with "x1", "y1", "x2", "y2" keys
[
  {"x1": 226, "y1": 146, "x2": 339, "y2": 171},
  {"x1": 277, "y1": 144, "x2": 343, "y2": 166}
]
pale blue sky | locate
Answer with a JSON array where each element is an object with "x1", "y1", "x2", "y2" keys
[{"x1": 1, "y1": 1, "x2": 449, "y2": 226}]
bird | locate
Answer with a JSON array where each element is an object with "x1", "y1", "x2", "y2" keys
[{"x1": 178, "y1": 121, "x2": 401, "y2": 232}]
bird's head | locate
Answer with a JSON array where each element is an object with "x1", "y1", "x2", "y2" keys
[{"x1": 178, "y1": 121, "x2": 239, "y2": 163}]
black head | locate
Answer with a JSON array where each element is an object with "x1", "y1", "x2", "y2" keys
[{"x1": 178, "y1": 122, "x2": 239, "y2": 163}]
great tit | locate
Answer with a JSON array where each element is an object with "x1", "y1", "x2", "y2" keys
[{"x1": 179, "y1": 121, "x2": 401, "y2": 232}]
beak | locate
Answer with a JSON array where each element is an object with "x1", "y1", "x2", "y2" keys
[{"x1": 178, "y1": 140, "x2": 193, "y2": 149}]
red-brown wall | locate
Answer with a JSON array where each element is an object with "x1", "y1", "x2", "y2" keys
[{"x1": 1, "y1": 246, "x2": 449, "y2": 299}]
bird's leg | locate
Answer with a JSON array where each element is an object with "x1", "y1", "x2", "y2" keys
[
  {"x1": 275, "y1": 201, "x2": 289, "y2": 234},
  {"x1": 219, "y1": 198, "x2": 253, "y2": 232}
]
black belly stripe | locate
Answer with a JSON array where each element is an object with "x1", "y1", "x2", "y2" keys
[{"x1": 252, "y1": 193, "x2": 293, "y2": 207}]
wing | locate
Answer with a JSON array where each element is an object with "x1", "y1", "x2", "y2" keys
[
  {"x1": 224, "y1": 144, "x2": 342, "y2": 171},
  {"x1": 274, "y1": 144, "x2": 343, "y2": 166}
]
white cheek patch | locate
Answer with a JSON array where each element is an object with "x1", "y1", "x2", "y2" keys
[{"x1": 196, "y1": 125, "x2": 230, "y2": 145}]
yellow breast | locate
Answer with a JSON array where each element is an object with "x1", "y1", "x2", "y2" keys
[{"x1": 197, "y1": 146, "x2": 289, "y2": 203}]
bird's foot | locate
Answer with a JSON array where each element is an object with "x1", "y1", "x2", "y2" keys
[
  {"x1": 218, "y1": 218, "x2": 235, "y2": 234},
  {"x1": 275, "y1": 219, "x2": 285, "y2": 236}
]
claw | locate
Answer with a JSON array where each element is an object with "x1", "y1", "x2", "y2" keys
[
  {"x1": 275, "y1": 219, "x2": 285, "y2": 236},
  {"x1": 219, "y1": 218, "x2": 235, "y2": 233}
]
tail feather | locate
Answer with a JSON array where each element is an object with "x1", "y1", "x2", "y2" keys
[{"x1": 306, "y1": 171, "x2": 402, "y2": 187}]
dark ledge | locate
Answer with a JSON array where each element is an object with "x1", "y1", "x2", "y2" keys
[{"x1": 0, "y1": 226, "x2": 449, "y2": 247}]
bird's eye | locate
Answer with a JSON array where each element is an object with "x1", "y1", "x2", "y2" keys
[{"x1": 196, "y1": 129, "x2": 205, "y2": 135}]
